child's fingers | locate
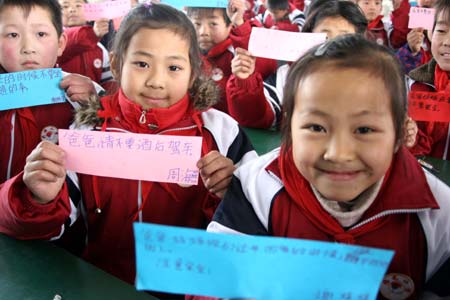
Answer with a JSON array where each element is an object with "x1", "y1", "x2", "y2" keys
[
  {"x1": 205, "y1": 172, "x2": 233, "y2": 194},
  {"x1": 24, "y1": 167, "x2": 65, "y2": 183},
  {"x1": 64, "y1": 83, "x2": 96, "y2": 103},
  {"x1": 25, "y1": 157, "x2": 66, "y2": 178},
  {"x1": 22, "y1": 143, "x2": 67, "y2": 203},
  {"x1": 26, "y1": 141, "x2": 65, "y2": 164},
  {"x1": 233, "y1": 57, "x2": 253, "y2": 69},
  {"x1": 199, "y1": 156, "x2": 234, "y2": 178},
  {"x1": 65, "y1": 84, "x2": 92, "y2": 97},
  {"x1": 234, "y1": 47, "x2": 252, "y2": 57},
  {"x1": 24, "y1": 143, "x2": 66, "y2": 180},
  {"x1": 68, "y1": 93, "x2": 91, "y2": 103},
  {"x1": 197, "y1": 150, "x2": 221, "y2": 169},
  {"x1": 60, "y1": 74, "x2": 96, "y2": 92}
]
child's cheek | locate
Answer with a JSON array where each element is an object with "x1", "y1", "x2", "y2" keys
[{"x1": 2, "y1": 44, "x2": 17, "y2": 59}]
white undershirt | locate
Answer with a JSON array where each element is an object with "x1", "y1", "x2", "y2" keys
[{"x1": 311, "y1": 178, "x2": 384, "y2": 228}]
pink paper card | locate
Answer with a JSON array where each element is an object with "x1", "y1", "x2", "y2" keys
[
  {"x1": 59, "y1": 129, "x2": 202, "y2": 185},
  {"x1": 408, "y1": 7, "x2": 435, "y2": 30},
  {"x1": 83, "y1": 0, "x2": 131, "y2": 21},
  {"x1": 248, "y1": 28, "x2": 326, "y2": 61}
]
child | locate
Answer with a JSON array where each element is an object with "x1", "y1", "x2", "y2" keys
[
  {"x1": 226, "y1": 0, "x2": 367, "y2": 129},
  {"x1": 255, "y1": 0, "x2": 305, "y2": 32},
  {"x1": 409, "y1": 0, "x2": 450, "y2": 160},
  {"x1": 209, "y1": 35, "x2": 450, "y2": 300},
  {"x1": 396, "y1": 0, "x2": 436, "y2": 74},
  {"x1": 356, "y1": 0, "x2": 410, "y2": 49},
  {"x1": 0, "y1": 3, "x2": 257, "y2": 297},
  {"x1": 57, "y1": 0, "x2": 115, "y2": 92},
  {"x1": 186, "y1": 2, "x2": 277, "y2": 114},
  {"x1": 243, "y1": 0, "x2": 266, "y2": 20},
  {"x1": 0, "y1": 0, "x2": 102, "y2": 184}
]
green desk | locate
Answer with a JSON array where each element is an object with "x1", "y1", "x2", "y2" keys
[
  {"x1": 420, "y1": 156, "x2": 450, "y2": 187},
  {"x1": 244, "y1": 127, "x2": 282, "y2": 155},
  {"x1": 0, "y1": 234, "x2": 157, "y2": 300}
]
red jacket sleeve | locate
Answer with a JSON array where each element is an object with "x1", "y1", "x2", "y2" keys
[
  {"x1": 229, "y1": 20, "x2": 255, "y2": 50},
  {"x1": 229, "y1": 20, "x2": 278, "y2": 78},
  {"x1": 390, "y1": 0, "x2": 410, "y2": 49},
  {"x1": 58, "y1": 25, "x2": 100, "y2": 64},
  {"x1": 410, "y1": 121, "x2": 433, "y2": 157},
  {"x1": 0, "y1": 172, "x2": 71, "y2": 240},
  {"x1": 226, "y1": 73, "x2": 275, "y2": 129},
  {"x1": 274, "y1": 20, "x2": 301, "y2": 32}
]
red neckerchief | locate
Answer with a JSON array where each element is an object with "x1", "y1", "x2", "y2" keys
[
  {"x1": 278, "y1": 145, "x2": 438, "y2": 244},
  {"x1": 94, "y1": 89, "x2": 207, "y2": 220},
  {"x1": 434, "y1": 64, "x2": 450, "y2": 93},
  {"x1": 205, "y1": 38, "x2": 233, "y2": 59},
  {"x1": 368, "y1": 15, "x2": 384, "y2": 30}
]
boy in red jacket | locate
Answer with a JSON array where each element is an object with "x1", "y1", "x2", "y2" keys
[
  {"x1": 409, "y1": 0, "x2": 450, "y2": 160},
  {"x1": 57, "y1": 0, "x2": 115, "y2": 92},
  {"x1": 356, "y1": 0, "x2": 410, "y2": 48},
  {"x1": 187, "y1": 1, "x2": 276, "y2": 114}
]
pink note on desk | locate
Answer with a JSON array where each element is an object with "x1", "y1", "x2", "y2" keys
[
  {"x1": 248, "y1": 28, "x2": 326, "y2": 62},
  {"x1": 83, "y1": 0, "x2": 131, "y2": 21},
  {"x1": 59, "y1": 129, "x2": 202, "y2": 185},
  {"x1": 408, "y1": 7, "x2": 435, "y2": 30}
]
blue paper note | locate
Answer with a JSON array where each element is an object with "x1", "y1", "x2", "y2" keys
[
  {"x1": 134, "y1": 223, "x2": 394, "y2": 299},
  {"x1": 0, "y1": 68, "x2": 65, "y2": 111},
  {"x1": 161, "y1": 0, "x2": 228, "y2": 8}
]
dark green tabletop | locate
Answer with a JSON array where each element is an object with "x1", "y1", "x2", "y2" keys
[
  {"x1": 243, "y1": 127, "x2": 282, "y2": 155},
  {"x1": 0, "y1": 234, "x2": 157, "y2": 300},
  {"x1": 420, "y1": 156, "x2": 450, "y2": 187}
]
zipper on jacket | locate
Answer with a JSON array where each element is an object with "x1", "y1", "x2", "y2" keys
[
  {"x1": 7, "y1": 112, "x2": 16, "y2": 180},
  {"x1": 139, "y1": 110, "x2": 147, "y2": 124},
  {"x1": 350, "y1": 208, "x2": 430, "y2": 230}
]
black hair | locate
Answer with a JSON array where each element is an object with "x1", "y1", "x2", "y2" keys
[
  {"x1": 302, "y1": 0, "x2": 368, "y2": 35},
  {"x1": 281, "y1": 35, "x2": 406, "y2": 150},
  {"x1": 432, "y1": 0, "x2": 450, "y2": 31},
  {"x1": 266, "y1": 0, "x2": 290, "y2": 11},
  {"x1": 304, "y1": 0, "x2": 332, "y2": 17},
  {"x1": 0, "y1": 0, "x2": 63, "y2": 36}
]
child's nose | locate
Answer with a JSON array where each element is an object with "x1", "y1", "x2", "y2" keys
[
  {"x1": 323, "y1": 134, "x2": 356, "y2": 162},
  {"x1": 145, "y1": 68, "x2": 164, "y2": 89},
  {"x1": 21, "y1": 35, "x2": 36, "y2": 54},
  {"x1": 443, "y1": 33, "x2": 450, "y2": 46},
  {"x1": 198, "y1": 24, "x2": 209, "y2": 36}
]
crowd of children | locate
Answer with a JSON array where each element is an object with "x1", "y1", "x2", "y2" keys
[{"x1": 0, "y1": 0, "x2": 449, "y2": 299}]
